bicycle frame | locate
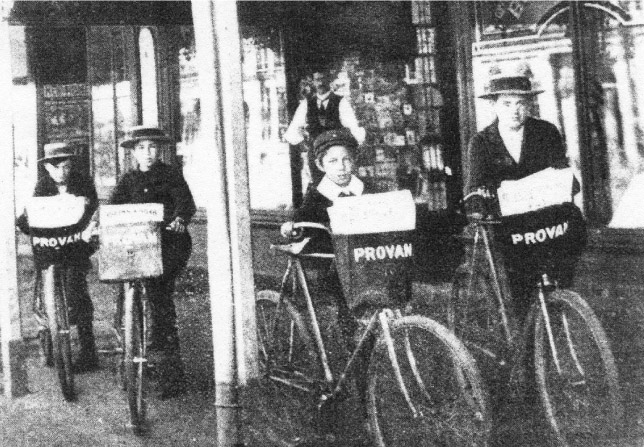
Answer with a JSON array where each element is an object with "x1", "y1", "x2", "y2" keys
[{"x1": 270, "y1": 251, "x2": 428, "y2": 419}]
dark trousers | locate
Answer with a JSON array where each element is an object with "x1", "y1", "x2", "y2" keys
[{"x1": 148, "y1": 231, "x2": 192, "y2": 353}]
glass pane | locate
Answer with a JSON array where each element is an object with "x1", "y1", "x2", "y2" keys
[
  {"x1": 10, "y1": 26, "x2": 37, "y2": 215},
  {"x1": 599, "y1": 17, "x2": 644, "y2": 227},
  {"x1": 241, "y1": 30, "x2": 292, "y2": 211},
  {"x1": 139, "y1": 28, "x2": 158, "y2": 127}
]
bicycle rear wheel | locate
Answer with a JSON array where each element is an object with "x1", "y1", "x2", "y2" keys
[
  {"x1": 43, "y1": 265, "x2": 75, "y2": 402},
  {"x1": 256, "y1": 289, "x2": 319, "y2": 391},
  {"x1": 368, "y1": 315, "x2": 490, "y2": 447},
  {"x1": 124, "y1": 282, "x2": 147, "y2": 433},
  {"x1": 534, "y1": 289, "x2": 622, "y2": 446}
]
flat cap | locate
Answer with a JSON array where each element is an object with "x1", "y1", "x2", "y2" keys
[{"x1": 312, "y1": 128, "x2": 358, "y2": 160}]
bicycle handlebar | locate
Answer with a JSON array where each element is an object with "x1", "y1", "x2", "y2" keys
[{"x1": 292, "y1": 222, "x2": 331, "y2": 233}]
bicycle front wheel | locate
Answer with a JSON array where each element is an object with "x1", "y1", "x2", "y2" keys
[
  {"x1": 124, "y1": 282, "x2": 147, "y2": 433},
  {"x1": 534, "y1": 289, "x2": 622, "y2": 446},
  {"x1": 368, "y1": 315, "x2": 490, "y2": 447},
  {"x1": 256, "y1": 289, "x2": 319, "y2": 391},
  {"x1": 43, "y1": 265, "x2": 75, "y2": 402}
]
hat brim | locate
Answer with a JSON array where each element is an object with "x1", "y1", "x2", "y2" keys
[
  {"x1": 479, "y1": 89, "x2": 544, "y2": 99},
  {"x1": 314, "y1": 139, "x2": 358, "y2": 159},
  {"x1": 120, "y1": 135, "x2": 173, "y2": 149},
  {"x1": 38, "y1": 153, "x2": 77, "y2": 163}
]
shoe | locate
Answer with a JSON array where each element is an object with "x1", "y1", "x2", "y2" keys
[
  {"x1": 73, "y1": 354, "x2": 100, "y2": 373},
  {"x1": 159, "y1": 356, "x2": 187, "y2": 400}
]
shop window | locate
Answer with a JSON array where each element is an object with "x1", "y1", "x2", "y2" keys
[
  {"x1": 472, "y1": 1, "x2": 644, "y2": 229},
  {"x1": 87, "y1": 26, "x2": 133, "y2": 200},
  {"x1": 139, "y1": 27, "x2": 159, "y2": 127}
]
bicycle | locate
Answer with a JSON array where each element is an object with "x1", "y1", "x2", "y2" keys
[
  {"x1": 256, "y1": 221, "x2": 491, "y2": 447},
  {"x1": 98, "y1": 203, "x2": 164, "y2": 434},
  {"x1": 27, "y1": 195, "x2": 92, "y2": 402},
  {"x1": 449, "y1": 192, "x2": 622, "y2": 446}
]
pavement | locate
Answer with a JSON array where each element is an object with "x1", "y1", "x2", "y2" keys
[{"x1": 1, "y1": 221, "x2": 644, "y2": 446}]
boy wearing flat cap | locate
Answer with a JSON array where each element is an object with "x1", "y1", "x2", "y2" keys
[
  {"x1": 110, "y1": 126, "x2": 196, "y2": 399},
  {"x1": 281, "y1": 128, "x2": 374, "y2": 419},
  {"x1": 17, "y1": 142, "x2": 100, "y2": 372}
]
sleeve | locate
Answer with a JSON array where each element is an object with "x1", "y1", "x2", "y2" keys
[
  {"x1": 338, "y1": 97, "x2": 366, "y2": 144},
  {"x1": 283, "y1": 100, "x2": 308, "y2": 145},
  {"x1": 109, "y1": 174, "x2": 131, "y2": 205},
  {"x1": 78, "y1": 175, "x2": 99, "y2": 229},
  {"x1": 465, "y1": 133, "x2": 489, "y2": 194},
  {"x1": 169, "y1": 168, "x2": 196, "y2": 223},
  {"x1": 292, "y1": 186, "x2": 328, "y2": 225}
]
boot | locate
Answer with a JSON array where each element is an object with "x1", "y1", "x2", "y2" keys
[
  {"x1": 74, "y1": 322, "x2": 100, "y2": 373},
  {"x1": 159, "y1": 333, "x2": 187, "y2": 399}
]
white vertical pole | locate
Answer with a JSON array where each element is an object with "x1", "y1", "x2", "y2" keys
[
  {"x1": 192, "y1": 0, "x2": 254, "y2": 445},
  {"x1": 0, "y1": 0, "x2": 28, "y2": 398}
]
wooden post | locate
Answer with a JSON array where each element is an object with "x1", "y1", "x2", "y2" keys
[
  {"x1": 192, "y1": 0, "x2": 254, "y2": 445},
  {"x1": 0, "y1": 0, "x2": 29, "y2": 398}
]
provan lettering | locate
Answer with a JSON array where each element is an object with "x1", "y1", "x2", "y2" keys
[
  {"x1": 32, "y1": 232, "x2": 83, "y2": 248},
  {"x1": 354, "y1": 243, "x2": 413, "y2": 262},
  {"x1": 511, "y1": 221, "x2": 569, "y2": 245}
]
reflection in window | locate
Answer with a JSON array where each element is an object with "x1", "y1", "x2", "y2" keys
[
  {"x1": 242, "y1": 31, "x2": 291, "y2": 211},
  {"x1": 139, "y1": 28, "x2": 158, "y2": 127}
]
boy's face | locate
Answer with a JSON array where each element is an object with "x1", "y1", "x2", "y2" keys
[
  {"x1": 494, "y1": 94, "x2": 529, "y2": 130},
  {"x1": 44, "y1": 158, "x2": 72, "y2": 185},
  {"x1": 133, "y1": 139, "x2": 159, "y2": 172},
  {"x1": 316, "y1": 145, "x2": 354, "y2": 187}
]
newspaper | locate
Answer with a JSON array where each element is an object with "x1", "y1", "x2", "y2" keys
[
  {"x1": 26, "y1": 194, "x2": 86, "y2": 228},
  {"x1": 497, "y1": 167, "x2": 574, "y2": 216},
  {"x1": 328, "y1": 190, "x2": 416, "y2": 235}
]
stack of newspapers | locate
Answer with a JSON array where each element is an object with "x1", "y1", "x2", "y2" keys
[{"x1": 497, "y1": 167, "x2": 575, "y2": 216}]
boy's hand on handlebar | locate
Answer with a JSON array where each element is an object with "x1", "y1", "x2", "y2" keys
[
  {"x1": 280, "y1": 221, "x2": 302, "y2": 239},
  {"x1": 166, "y1": 216, "x2": 187, "y2": 234}
]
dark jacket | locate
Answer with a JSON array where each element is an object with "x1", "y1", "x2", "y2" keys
[
  {"x1": 110, "y1": 162, "x2": 196, "y2": 277},
  {"x1": 17, "y1": 170, "x2": 99, "y2": 268},
  {"x1": 109, "y1": 161, "x2": 196, "y2": 226},
  {"x1": 466, "y1": 116, "x2": 569, "y2": 194},
  {"x1": 306, "y1": 92, "x2": 342, "y2": 142},
  {"x1": 293, "y1": 181, "x2": 372, "y2": 253}
]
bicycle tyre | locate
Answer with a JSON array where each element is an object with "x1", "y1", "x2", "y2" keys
[
  {"x1": 534, "y1": 289, "x2": 622, "y2": 446},
  {"x1": 367, "y1": 315, "x2": 491, "y2": 447},
  {"x1": 43, "y1": 265, "x2": 75, "y2": 402},
  {"x1": 124, "y1": 283, "x2": 147, "y2": 433},
  {"x1": 256, "y1": 289, "x2": 320, "y2": 390}
]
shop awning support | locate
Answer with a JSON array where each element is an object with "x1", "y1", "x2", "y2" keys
[
  {"x1": 0, "y1": 0, "x2": 28, "y2": 399},
  {"x1": 192, "y1": 0, "x2": 256, "y2": 445}
]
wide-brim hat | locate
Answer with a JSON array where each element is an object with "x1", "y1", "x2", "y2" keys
[
  {"x1": 120, "y1": 126, "x2": 172, "y2": 149},
  {"x1": 313, "y1": 128, "x2": 358, "y2": 160},
  {"x1": 38, "y1": 142, "x2": 77, "y2": 163},
  {"x1": 479, "y1": 76, "x2": 544, "y2": 99}
]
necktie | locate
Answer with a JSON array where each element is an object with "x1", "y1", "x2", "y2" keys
[{"x1": 338, "y1": 191, "x2": 354, "y2": 198}]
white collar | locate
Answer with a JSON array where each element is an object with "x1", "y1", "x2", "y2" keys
[
  {"x1": 317, "y1": 175, "x2": 364, "y2": 201},
  {"x1": 316, "y1": 91, "x2": 331, "y2": 102}
]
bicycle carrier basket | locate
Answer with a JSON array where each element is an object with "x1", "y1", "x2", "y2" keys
[
  {"x1": 98, "y1": 203, "x2": 164, "y2": 281},
  {"x1": 27, "y1": 195, "x2": 92, "y2": 267},
  {"x1": 329, "y1": 190, "x2": 416, "y2": 312},
  {"x1": 494, "y1": 202, "x2": 586, "y2": 275}
]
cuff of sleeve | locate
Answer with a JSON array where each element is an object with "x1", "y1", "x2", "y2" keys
[{"x1": 351, "y1": 127, "x2": 366, "y2": 145}]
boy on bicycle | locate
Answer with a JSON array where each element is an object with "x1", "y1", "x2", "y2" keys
[
  {"x1": 16, "y1": 142, "x2": 100, "y2": 373},
  {"x1": 110, "y1": 126, "x2": 196, "y2": 399},
  {"x1": 280, "y1": 128, "x2": 375, "y2": 423}
]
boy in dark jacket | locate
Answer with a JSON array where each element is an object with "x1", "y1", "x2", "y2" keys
[
  {"x1": 110, "y1": 126, "x2": 196, "y2": 399},
  {"x1": 17, "y1": 142, "x2": 100, "y2": 372}
]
